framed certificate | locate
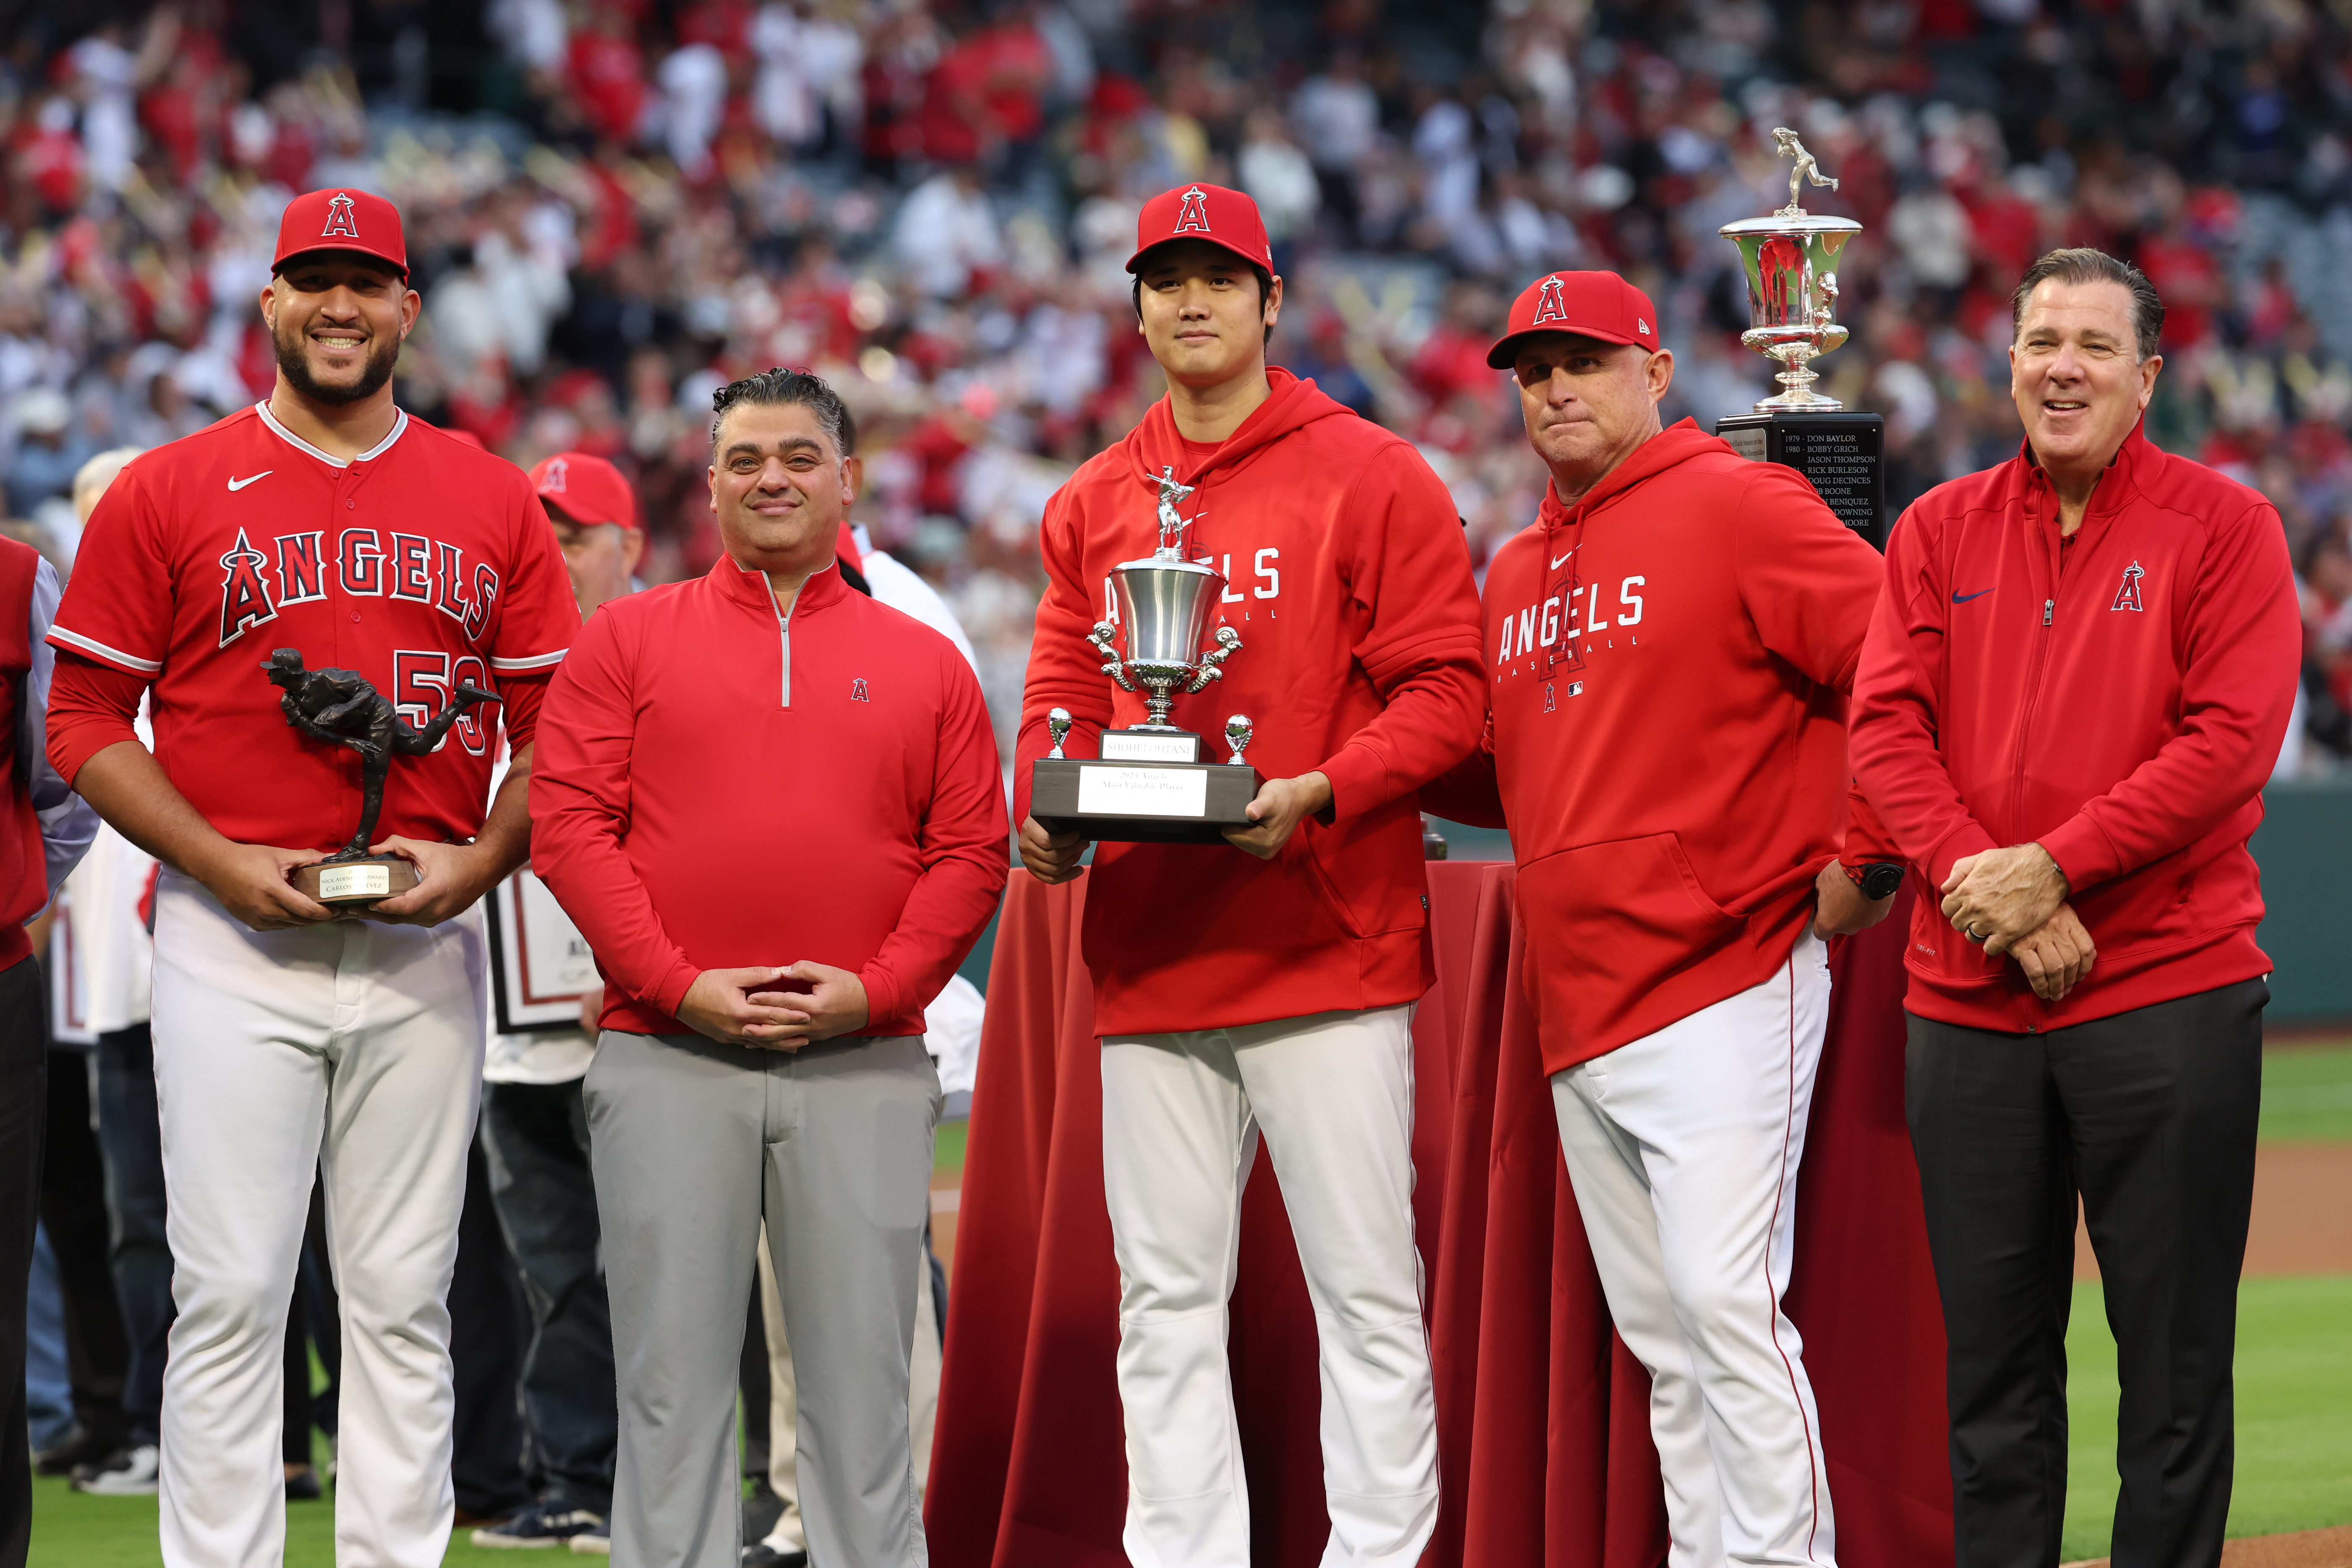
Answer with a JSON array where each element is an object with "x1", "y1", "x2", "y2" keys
[{"x1": 486, "y1": 870, "x2": 599, "y2": 1032}]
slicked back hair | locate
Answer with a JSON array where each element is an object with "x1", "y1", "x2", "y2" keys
[
  {"x1": 710, "y1": 367, "x2": 857, "y2": 458},
  {"x1": 2010, "y1": 248, "x2": 2165, "y2": 363}
]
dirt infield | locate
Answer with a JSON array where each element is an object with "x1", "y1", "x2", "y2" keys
[
  {"x1": 2065, "y1": 1523, "x2": 2352, "y2": 1568},
  {"x1": 2075, "y1": 1145, "x2": 2352, "y2": 1280}
]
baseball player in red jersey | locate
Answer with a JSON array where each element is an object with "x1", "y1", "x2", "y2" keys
[
  {"x1": 1426, "y1": 272, "x2": 1898, "y2": 1568},
  {"x1": 42, "y1": 189, "x2": 578, "y2": 1568},
  {"x1": 1016, "y1": 186, "x2": 1485, "y2": 1568}
]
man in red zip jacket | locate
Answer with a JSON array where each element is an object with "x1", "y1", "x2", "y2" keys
[
  {"x1": 1848, "y1": 250, "x2": 2300, "y2": 1568},
  {"x1": 530, "y1": 369, "x2": 1008, "y2": 1568},
  {"x1": 1425, "y1": 270, "x2": 1898, "y2": 1568},
  {"x1": 1016, "y1": 185, "x2": 1484, "y2": 1567}
]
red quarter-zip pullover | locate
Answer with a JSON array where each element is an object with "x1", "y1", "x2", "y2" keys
[
  {"x1": 1424, "y1": 421, "x2": 1892, "y2": 1073},
  {"x1": 1013, "y1": 369, "x2": 1486, "y2": 1036},
  {"x1": 530, "y1": 557, "x2": 1009, "y2": 1037},
  {"x1": 1848, "y1": 423, "x2": 2300, "y2": 1032}
]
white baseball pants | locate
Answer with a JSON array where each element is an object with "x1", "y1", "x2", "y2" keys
[
  {"x1": 150, "y1": 873, "x2": 486, "y2": 1568},
  {"x1": 1550, "y1": 931, "x2": 1837, "y2": 1568},
  {"x1": 1100, "y1": 1004, "x2": 1439, "y2": 1568}
]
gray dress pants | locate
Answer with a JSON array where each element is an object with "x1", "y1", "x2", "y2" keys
[{"x1": 586, "y1": 1029, "x2": 938, "y2": 1568}]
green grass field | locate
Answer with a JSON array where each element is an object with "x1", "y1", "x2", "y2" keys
[
  {"x1": 2063, "y1": 1275, "x2": 2352, "y2": 1561},
  {"x1": 25, "y1": 1053, "x2": 2351, "y2": 1564},
  {"x1": 2260, "y1": 1041, "x2": 2352, "y2": 1144}
]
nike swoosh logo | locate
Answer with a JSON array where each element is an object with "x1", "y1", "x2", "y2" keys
[
  {"x1": 1952, "y1": 588, "x2": 1993, "y2": 603},
  {"x1": 1550, "y1": 551, "x2": 1575, "y2": 570},
  {"x1": 226, "y1": 471, "x2": 273, "y2": 491}
]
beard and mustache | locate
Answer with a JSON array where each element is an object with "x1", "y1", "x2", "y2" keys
[{"x1": 273, "y1": 311, "x2": 400, "y2": 406}]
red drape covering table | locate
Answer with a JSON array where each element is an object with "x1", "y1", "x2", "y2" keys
[{"x1": 926, "y1": 862, "x2": 1953, "y2": 1568}]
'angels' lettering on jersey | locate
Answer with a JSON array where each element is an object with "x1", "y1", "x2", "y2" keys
[
  {"x1": 1492, "y1": 574, "x2": 1647, "y2": 683},
  {"x1": 217, "y1": 524, "x2": 499, "y2": 649}
]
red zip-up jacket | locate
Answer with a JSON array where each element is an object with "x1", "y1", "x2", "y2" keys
[
  {"x1": 1014, "y1": 369, "x2": 1486, "y2": 1036},
  {"x1": 1423, "y1": 421, "x2": 1894, "y2": 1074},
  {"x1": 1848, "y1": 423, "x2": 2300, "y2": 1033},
  {"x1": 530, "y1": 557, "x2": 1009, "y2": 1038}
]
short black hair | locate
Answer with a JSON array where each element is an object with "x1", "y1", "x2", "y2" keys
[
  {"x1": 710, "y1": 367, "x2": 857, "y2": 457},
  {"x1": 1130, "y1": 257, "x2": 1278, "y2": 349},
  {"x1": 2010, "y1": 248, "x2": 2165, "y2": 363}
]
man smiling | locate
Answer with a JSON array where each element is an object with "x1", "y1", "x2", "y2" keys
[
  {"x1": 1017, "y1": 186, "x2": 1483, "y2": 1568},
  {"x1": 1849, "y1": 249, "x2": 2301, "y2": 1568},
  {"x1": 531, "y1": 369, "x2": 1006, "y2": 1568},
  {"x1": 1426, "y1": 269, "x2": 1895, "y2": 1568},
  {"x1": 42, "y1": 188, "x2": 578, "y2": 1566}
]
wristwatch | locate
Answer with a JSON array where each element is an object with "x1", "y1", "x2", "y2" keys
[{"x1": 1842, "y1": 860, "x2": 1906, "y2": 900}]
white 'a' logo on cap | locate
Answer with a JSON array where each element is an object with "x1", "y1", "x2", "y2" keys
[
  {"x1": 1174, "y1": 187, "x2": 1212, "y2": 234},
  {"x1": 1531, "y1": 275, "x2": 1569, "y2": 325},
  {"x1": 321, "y1": 193, "x2": 361, "y2": 240},
  {"x1": 542, "y1": 457, "x2": 569, "y2": 493}
]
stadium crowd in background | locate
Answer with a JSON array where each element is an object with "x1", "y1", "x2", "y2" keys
[{"x1": 1, "y1": 0, "x2": 2350, "y2": 772}]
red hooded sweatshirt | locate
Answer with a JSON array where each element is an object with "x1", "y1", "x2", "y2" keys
[
  {"x1": 1014, "y1": 369, "x2": 1486, "y2": 1036},
  {"x1": 1423, "y1": 421, "x2": 1894, "y2": 1074},
  {"x1": 531, "y1": 558, "x2": 1009, "y2": 1038},
  {"x1": 1848, "y1": 424, "x2": 2300, "y2": 1033}
]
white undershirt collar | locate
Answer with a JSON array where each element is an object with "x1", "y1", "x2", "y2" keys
[{"x1": 254, "y1": 400, "x2": 410, "y2": 468}]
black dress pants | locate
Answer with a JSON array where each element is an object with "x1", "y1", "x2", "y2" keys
[
  {"x1": 0, "y1": 956, "x2": 46, "y2": 1568},
  {"x1": 1905, "y1": 977, "x2": 2266, "y2": 1568},
  {"x1": 95, "y1": 1023, "x2": 171, "y2": 1446},
  {"x1": 40, "y1": 1045, "x2": 128, "y2": 1450}
]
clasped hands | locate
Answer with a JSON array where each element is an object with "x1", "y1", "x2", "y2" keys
[
  {"x1": 677, "y1": 961, "x2": 870, "y2": 1049},
  {"x1": 1939, "y1": 843, "x2": 2095, "y2": 1002}
]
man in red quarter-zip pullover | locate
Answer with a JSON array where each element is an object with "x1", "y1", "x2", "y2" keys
[
  {"x1": 1848, "y1": 250, "x2": 2300, "y2": 1568},
  {"x1": 530, "y1": 370, "x2": 1007, "y2": 1568},
  {"x1": 1424, "y1": 270, "x2": 1898, "y2": 1568},
  {"x1": 1015, "y1": 185, "x2": 1484, "y2": 1568}
]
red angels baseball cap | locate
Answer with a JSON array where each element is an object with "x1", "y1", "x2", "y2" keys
[
  {"x1": 529, "y1": 452, "x2": 640, "y2": 531},
  {"x1": 1126, "y1": 183, "x2": 1275, "y2": 274},
  {"x1": 1486, "y1": 271, "x2": 1660, "y2": 368},
  {"x1": 272, "y1": 188, "x2": 410, "y2": 280}
]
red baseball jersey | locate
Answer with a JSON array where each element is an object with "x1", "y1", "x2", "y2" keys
[{"x1": 48, "y1": 404, "x2": 578, "y2": 853}]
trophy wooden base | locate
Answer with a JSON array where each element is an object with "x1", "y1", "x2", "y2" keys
[
  {"x1": 293, "y1": 855, "x2": 419, "y2": 906},
  {"x1": 1715, "y1": 410, "x2": 1887, "y2": 551},
  {"x1": 1032, "y1": 757, "x2": 1263, "y2": 845}
]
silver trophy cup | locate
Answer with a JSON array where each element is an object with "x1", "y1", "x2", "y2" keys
[
  {"x1": 1084, "y1": 466, "x2": 1242, "y2": 730},
  {"x1": 1720, "y1": 129, "x2": 1861, "y2": 411}
]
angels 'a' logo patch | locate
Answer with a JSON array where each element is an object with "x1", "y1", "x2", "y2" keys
[
  {"x1": 1173, "y1": 187, "x2": 1212, "y2": 234},
  {"x1": 321, "y1": 192, "x2": 361, "y2": 240},
  {"x1": 218, "y1": 528, "x2": 279, "y2": 646},
  {"x1": 1531, "y1": 275, "x2": 1569, "y2": 325},
  {"x1": 851, "y1": 678, "x2": 871, "y2": 702},
  {"x1": 2111, "y1": 559, "x2": 2146, "y2": 613},
  {"x1": 540, "y1": 457, "x2": 568, "y2": 493}
]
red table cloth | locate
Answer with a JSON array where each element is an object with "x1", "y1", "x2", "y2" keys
[{"x1": 927, "y1": 863, "x2": 1952, "y2": 1568}]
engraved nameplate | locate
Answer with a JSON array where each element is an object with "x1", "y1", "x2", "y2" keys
[
  {"x1": 1077, "y1": 764, "x2": 1209, "y2": 818},
  {"x1": 1100, "y1": 731, "x2": 1200, "y2": 763},
  {"x1": 316, "y1": 864, "x2": 392, "y2": 901}
]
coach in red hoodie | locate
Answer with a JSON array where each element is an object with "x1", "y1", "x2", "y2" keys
[
  {"x1": 1016, "y1": 186, "x2": 1484, "y2": 1567},
  {"x1": 1426, "y1": 270, "x2": 1897, "y2": 1568},
  {"x1": 531, "y1": 370, "x2": 1007, "y2": 1568},
  {"x1": 1849, "y1": 251, "x2": 2300, "y2": 1568}
]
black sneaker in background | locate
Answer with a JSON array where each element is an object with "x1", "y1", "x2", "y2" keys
[
  {"x1": 473, "y1": 1500, "x2": 607, "y2": 1550},
  {"x1": 70, "y1": 1443, "x2": 161, "y2": 1496}
]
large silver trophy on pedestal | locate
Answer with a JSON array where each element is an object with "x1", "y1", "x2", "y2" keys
[
  {"x1": 1714, "y1": 128, "x2": 1887, "y2": 545},
  {"x1": 1031, "y1": 469, "x2": 1262, "y2": 844}
]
